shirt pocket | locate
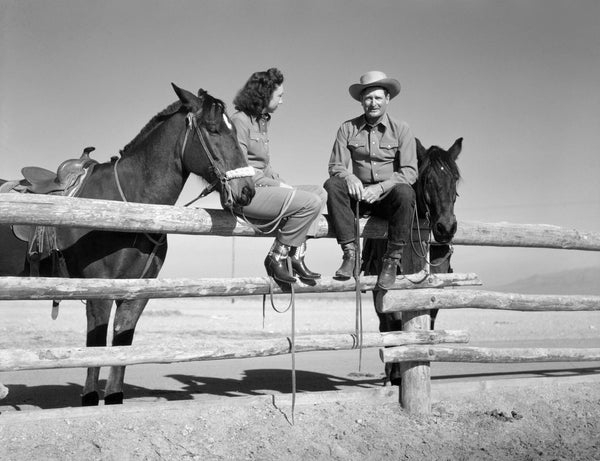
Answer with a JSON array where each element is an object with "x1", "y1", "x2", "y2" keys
[
  {"x1": 378, "y1": 141, "x2": 399, "y2": 160},
  {"x1": 348, "y1": 136, "x2": 368, "y2": 159},
  {"x1": 248, "y1": 130, "x2": 269, "y2": 153}
]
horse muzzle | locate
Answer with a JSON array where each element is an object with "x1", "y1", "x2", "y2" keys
[
  {"x1": 220, "y1": 177, "x2": 255, "y2": 210},
  {"x1": 432, "y1": 217, "x2": 457, "y2": 244}
]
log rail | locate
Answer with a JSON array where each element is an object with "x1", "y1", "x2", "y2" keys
[{"x1": 1, "y1": 193, "x2": 599, "y2": 414}]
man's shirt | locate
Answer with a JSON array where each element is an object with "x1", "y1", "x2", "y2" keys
[{"x1": 328, "y1": 113, "x2": 418, "y2": 192}]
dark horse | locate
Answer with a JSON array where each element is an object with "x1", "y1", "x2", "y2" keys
[
  {"x1": 0, "y1": 84, "x2": 255, "y2": 405},
  {"x1": 362, "y1": 137, "x2": 462, "y2": 382}
]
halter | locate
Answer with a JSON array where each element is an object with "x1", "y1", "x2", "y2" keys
[
  {"x1": 181, "y1": 111, "x2": 254, "y2": 208},
  {"x1": 410, "y1": 163, "x2": 455, "y2": 273}
]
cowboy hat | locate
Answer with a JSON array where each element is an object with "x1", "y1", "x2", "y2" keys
[{"x1": 348, "y1": 71, "x2": 401, "y2": 101}]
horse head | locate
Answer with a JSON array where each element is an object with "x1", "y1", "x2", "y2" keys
[
  {"x1": 172, "y1": 84, "x2": 255, "y2": 210},
  {"x1": 416, "y1": 137, "x2": 462, "y2": 244}
]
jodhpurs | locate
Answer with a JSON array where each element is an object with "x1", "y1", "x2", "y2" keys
[{"x1": 240, "y1": 184, "x2": 326, "y2": 247}]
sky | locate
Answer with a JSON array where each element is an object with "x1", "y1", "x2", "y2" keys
[{"x1": 1, "y1": 0, "x2": 599, "y2": 287}]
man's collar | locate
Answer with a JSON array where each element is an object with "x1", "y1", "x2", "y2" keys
[{"x1": 358, "y1": 113, "x2": 390, "y2": 131}]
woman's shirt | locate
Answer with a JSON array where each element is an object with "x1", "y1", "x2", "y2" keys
[{"x1": 230, "y1": 111, "x2": 283, "y2": 187}]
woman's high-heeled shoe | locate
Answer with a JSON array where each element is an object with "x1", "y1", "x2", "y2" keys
[
  {"x1": 290, "y1": 242, "x2": 321, "y2": 280},
  {"x1": 264, "y1": 240, "x2": 296, "y2": 284}
]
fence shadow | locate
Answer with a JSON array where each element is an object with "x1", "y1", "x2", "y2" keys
[
  {"x1": 3, "y1": 366, "x2": 599, "y2": 412},
  {"x1": 0, "y1": 368, "x2": 382, "y2": 411}
]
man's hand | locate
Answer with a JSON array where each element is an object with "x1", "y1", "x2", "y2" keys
[
  {"x1": 362, "y1": 184, "x2": 383, "y2": 204},
  {"x1": 345, "y1": 175, "x2": 364, "y2": 200}
]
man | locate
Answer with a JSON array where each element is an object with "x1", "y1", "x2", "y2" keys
[{"x1": 324, "y1": 71, "x2": 418, "y2": 289}]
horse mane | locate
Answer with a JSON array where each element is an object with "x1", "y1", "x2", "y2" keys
[
  {"x1": 119, "y1": 91, "x2": 229, "y2": 156},
  {"x1": 120, "y1": 101, "x2": 183, "y2": 155}
]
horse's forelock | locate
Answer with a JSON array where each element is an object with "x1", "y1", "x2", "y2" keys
[
  {"x1": 426, "y1": 146, "x2": 461, "y2": 182},
  {"x1": 199, "y1": 94, "x2": 228, "y2": 133}
]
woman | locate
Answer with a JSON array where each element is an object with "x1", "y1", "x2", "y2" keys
[{"x1": 231, "y1": 68, "x2": 326, "y2": 284}]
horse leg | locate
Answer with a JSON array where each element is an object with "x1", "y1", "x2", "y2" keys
[
  {"x1": 430, "y1": 245, "x2": 453, "y2": 330},
  {"x1": 362, "y1": 238, "x2": 405, "y2": 385},
  {"x1": 82, "y1": 298, "x2": 113, "y2": 406},
  {"x1": 104, "y1": 298, "x2": 149, "y2": 405}
]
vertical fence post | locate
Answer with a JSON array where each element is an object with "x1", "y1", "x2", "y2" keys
[
  {"x1": 400, "y1": 310, "x2": 431, "y2": 413},
  {"x1": 400, "y1": 223, "x2": 431, "y2": 414}
]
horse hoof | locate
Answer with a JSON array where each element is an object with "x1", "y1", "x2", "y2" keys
[
  {"x1": 104, "y1": 392, "x2": 124, "y2": 405},
  {"x1": 81, "y1": 391, "x2": 100, "y2": 406}
]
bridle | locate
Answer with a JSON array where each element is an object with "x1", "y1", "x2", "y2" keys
[
  {"x1": 410, "y1": 163, "x2": 456, "y2": 271},
  {"x1": 180, "y1": 110, "x2": 254, "y2": 208},
  {"x1": 112, "y1": 107, "x2": 253, "y2": 278}
]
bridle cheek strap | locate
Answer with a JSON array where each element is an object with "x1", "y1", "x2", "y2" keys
[{"x1": 180, "y1": 112, "x2": 254, "y2": 208}]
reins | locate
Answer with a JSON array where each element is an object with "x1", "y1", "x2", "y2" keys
[
  {"x1": 354, "y1": 200, "x2": 364, "y2": 371},
  {"x1": 112, "y1": 109, "x2": 255, "y2": 279}
]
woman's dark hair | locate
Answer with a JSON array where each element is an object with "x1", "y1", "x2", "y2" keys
[{"x1": 233, "y1": 68, "x2": 284, "y2": 117}]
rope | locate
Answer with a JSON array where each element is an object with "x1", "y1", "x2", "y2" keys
[
  {"x1": 235, "y1": 188, "x2": 296, "y2": 235},
  {"x1": 354, "y1": 200, "x2": 364, "y2": 371},
  {"x1": 262, "y1": 257, "x2": 297, "y2": 425}
]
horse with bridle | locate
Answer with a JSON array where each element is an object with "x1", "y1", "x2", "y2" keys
[
  {"x1": 0, "y1": 84, "x2": 255, "y2": 405},
  {"x1": 362, "y1": 137, "x2": 462, "y2": 383}
]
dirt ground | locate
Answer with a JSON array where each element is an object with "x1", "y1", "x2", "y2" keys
[
  {"x1": 1, "y1": 295, "x2": 600, "y2": 460},
  {"x1": 1, "y1": 378, "x2": 599, "y2": 460}
]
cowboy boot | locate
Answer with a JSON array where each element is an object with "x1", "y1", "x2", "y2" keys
[
  {"x1": 290, "y1": 242, "x2": 321, "y2": 280},
  {"x1": 376, "y1": 243, "x2": 404, "y2": 290},
  {"x1": 264, "y1": 240, "x2": 296, "y2": 284},
  {"x1": 334, "y1": 241, "x2": 356, "y2": 280}
]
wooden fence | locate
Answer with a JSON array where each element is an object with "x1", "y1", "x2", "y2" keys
[{"x1": 1, "y1": 193, "x2": 599, "y2": 414}]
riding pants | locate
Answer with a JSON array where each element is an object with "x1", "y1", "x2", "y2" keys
[{"x1": 240, "y1": 184, "x2": 326, "y2": 247}]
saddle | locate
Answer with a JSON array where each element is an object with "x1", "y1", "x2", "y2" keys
[
  {"x1": 21, "y1": 146, "x2": 98, "y2": 195},
  {"x1": 7, "y1": 147, "x2": 99, "y2": 274},
  {"x1": 5, "y1": 147, "x2": 100, "y2": 318}
]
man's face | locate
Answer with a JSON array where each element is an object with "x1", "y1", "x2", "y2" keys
[
  {"x1": 266, "y1": 84, "x2": 284, "y2": 113},
  {"x1": 360, "y1": 87, "x2": 389, "y2": 121}
]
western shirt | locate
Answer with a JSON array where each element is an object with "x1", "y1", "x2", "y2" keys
[
  {"x1": 230, "y1": 110, "x2": 283, "y2": 187},
  {"x1": 328, "y1": 113, "x2": 418, "y2": 192}
]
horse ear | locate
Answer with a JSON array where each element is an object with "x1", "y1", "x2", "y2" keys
[
  {"x1": 171, "y1": 83, "x2": 200, "y2": 112},
  {"x1": 448, "y1": 137, "x2": 463, "y2": 161},
  {"x1": 415, "y1": 138, "x2": 427, "y2": 162}
]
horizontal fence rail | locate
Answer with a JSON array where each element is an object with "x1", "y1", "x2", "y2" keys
[
  {"x1": 0, "y1": 331, "x2": 470, "y2": 372},
  {"x1": 1, "y1": 193, "x2": 598, "y2": 415},
  {"x1": 379, "y1": 289, "x2": 600, "y2": 313},
  {"x1": 381, "y1": 346, "x2": 600, "y2": 363},
  {"x1": 1, "y1": 193, "x2": 599, "y2": 250},
  {"x1": 0, "y1": 273, "x2": 481, "y2": 300}
]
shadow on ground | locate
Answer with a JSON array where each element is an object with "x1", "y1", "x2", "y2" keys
[{"x1": 2, "y1": 366, "x2": 599, "y2": 411}]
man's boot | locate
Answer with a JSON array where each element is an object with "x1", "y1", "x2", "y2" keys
[
  {"x1": 290, "y1": 241, "x2": 321, "y2": 280},
  {"x1": 376, "y1": 243, "x2": 404, "y2": 290},
  {"x1": 334, "y1": 241, "x2": 356, "y2": 280},
  {"x1": 264, "y1": 240, "x2": 296, "y2": 284}
]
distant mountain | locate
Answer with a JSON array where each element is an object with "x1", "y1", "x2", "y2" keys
[{"x1": 491, "y1": 266, "x2": 600, "y2": 295}]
